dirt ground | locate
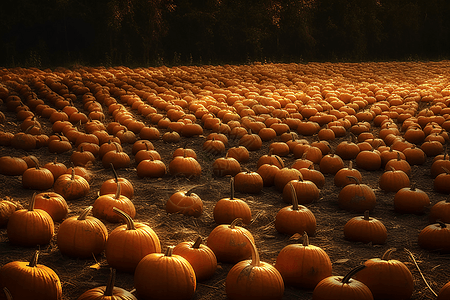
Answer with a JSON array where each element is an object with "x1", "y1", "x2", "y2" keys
[{"x1": 1, "y1": 63, "x2": 450, "y2": 300}]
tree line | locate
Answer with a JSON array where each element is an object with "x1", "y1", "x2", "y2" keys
[{"x1": 1, "y1": 0, "x2": 449, "y2": 68}]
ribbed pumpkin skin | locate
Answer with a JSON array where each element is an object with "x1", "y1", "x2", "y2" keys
[
  {"x1": 76, "y1": 286, "x2": 137, "y2": 300},
  {"x1": 418, "y1": 222, "x2": 450, "y2": 253},
  {"x1": 57, "y1": 211, "x2": 108, "y2": 258},
  {"x1": 53, "y1": 172, "x2": 90, "y2": 200},
  {"x1": 173, "y1": 239, "x2": 217, "y2": 281},
  {"x1": 166, "y1": 191, "x2": 203, "y2": 218},
  {"x1": 343, "y1": 214, "x2": 387, "y2": 245},
  {"x1": 354, "y1": 253, "x2": 414, "y2": 300},
  {"x1": 92, "y1": 194, "x2": 136, "y2": 223},
  {"x1": 213, "y1": 198, "x2": 252, "y2": 225},
  {"x1": 275, "y1": 243, "x2": 332, "y2": 289},
  {"x1": 338, "y1": 181, "x2": 376, "y2": 213},
  {"x1": 312, "y1": 276, "x2": 373, "y2": 300},
  {"x1": 0, "y1": 255, "x2": 62, "y2": 300},
  {"x1": 105, "y1": 223, "x2": 161, "y2": 273},
  {"x1": 134, "y1": 250, "x2": 196, "y2": 300}
]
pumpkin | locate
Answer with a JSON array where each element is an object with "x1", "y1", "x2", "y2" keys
[
  {"x1": 268, "y1": 142, "x2": 290, "y2": 157},
  {"x1": 434, "y1": 166, "x2": 450, "y2": 193},
  {"x1": 22, "y1": 161, "x2": 54, "y2": 190},
  {"x1": 226, "y1": 146, "x2": 250, "y2": 163},
  {"x1": 70, "y1": 146, "x2": 96, "y2": 167},
  {"x1": 429, "y1": 198, "x2": 450, "y2": 223},
  {"x1": 343, "y1": 210, "x2": 387, "y2": 245},
  {"x1": 7, "y1": 193, "x2": 54, "y2": 246},
  {"x1": 354, "y1": 248, "x2": 414, "y2": 300},
  {"x1": 312, "y1": 265, "x2": 374, "y2": 300},
  {"x1": 207, "y1": 218, "x2": 254, "y2": 263},
  {"x1": 418, "y1": 221, "x2": 450, "y2": 253},
  {"x1": 257, "y1": 162, "x2": 281, "y2": 187},
  {"x1": 378, "y1": 166, "x2": 410, "y2": 192},
  {"x1": 282, "y1": 173, "x2": 320, "y2": 205},
  {"x1": 239, "y1": 130, "x2": 263, "y2": 151},
  {"x1": 355, "y1": 148, "x2": 381, "y2": 171},
  {"x1": 0, "y1": 198, "x2": 22, "y2": 227},
  {"x1": 334, "y1": 161, "x2": 362, "y2": 187},
  {"x1": 338, "y1": 176, "x2": 376, "y2": 213},
  {"x1": 213, "y1": 177, "x2": 252, "y2": 225},
  {"x1": 53, "y1": 167, "x2": 90, "y2": 200},
  {"x1": 33, "y1": 192, "x2": 68, "y2": 222},
  {"x1": 99, "y1": 141, "x2": 123, "y2": 159},
  {"x1": 335, "y1": 137, "x2": 360, "y2": 160},
  {"x1": 169, "y1": 155, "x2": 202, "y2": 178},
  {"x1": 165, "y1": 190, "x2": 203, "y2": 218},
  {"x1": 101, "y1": 143, "x2": 130, "y2": 169},
  {"x1": 43, "y1": 158, "x2": 68, "y2": 180},
  {"x1": 394, "y1": 184, "x2": 430, "y2": 214},
  {"x1": 172, "y1": 145, "x2": 197, "y2": 159},
  {"x1": 225, "y1": 233, "x2": 284, "y2": 300},
  {"x1": 257, "y1": 149, "x2": 284, "y2": 169},
  {"x1": 234, "y1": 170, "x2": 264, "y2": 194},
  {"x1": 77, "y1": 268, "x2": 137, "y2": 300},
  {"x1": 48, "y1": 134, "x2": 72, "y2": 154},
  {"x1": 92, "y1": 183, "x2": 136, "y2": 223},
  {"x1": 430, "y1": 153, "x2": 450, "y2": 178},
  {"x1": 384, "y1": 152, "x2": 411, "y2": 176},
  {"x1": 57, "y1": 206, "x2": 108, "y2": 258},
  {"x1": 202, "y1": 138, "x2": 225, "y2": 156},
  {"x1": 134, "y1": 246, "x2": 196, "y2": 300},
  {"x1": 275, "y1": 182, "x2": 317, "y2": 236},
  {"x1": 438, "y1": 281, "x2": 450, "y2": 300},
  {"x1": 136, "y1": 154, "x2": 166, "y2": 178},
  {"x1": 134, "y1": 144, "x2": 161, "y2": 164},
  {"x1": 0, "y1": 156, "x2": 28, "y2": 176},
  {"x1": 0, "y1": 250, "x2": 62, "y2": 300},
  {"x1": 173, "y1": 236, "x2": 217, "y2": 281},
  {"x1": 273, "y1": 167, "x2": 302, "y2": 192},
  {"x1": 100, "y1": 164, "x2": 134, "y2": 199},
  {"x1": 212, "y1": 154, "x2": 241, "y2": 177},
  {"x1": 105, "y1": 207, "x2": 161, "y2": 273},
  {"x1": 275, "y1": 232, "x2": 332, "y2": 289},
  {"x1": 299, "y1": 165, "x2": 326, "y2": 189},
  {"x1": 402, "y1": 144, "x2": 427, "y2": 165},
  {"x1": 319, "y1": 152, "x2": 344, "y2": 175}
]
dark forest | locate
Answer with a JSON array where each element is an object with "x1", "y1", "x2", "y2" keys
[{"x1": 1, "y1": 0, "x2": 450, "y2": 67}]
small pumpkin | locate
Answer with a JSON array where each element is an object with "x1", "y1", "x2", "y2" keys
[
  {"x1": 334, "y1": 161, "x2": 362, "y2": 187},
  {"x1": 212, "y1": 154, "x2": 241, "y2": 177},
  {"x1": 225, "y1": 233, "x2": 284, "y2": 300},
  {"x1": 338, "y1": 176, "x2": 376, "y2": 213},
  {"x1": 134, "y1": 246, "x2": 196, "y2": 300},
  {"x1": 343, "y1": 210, "x2": 387, "y2": 245},
  {"x1": 100, "y1": 164, "x2": 134, "y2": 199},
  {"x1": 418, "y1": 221, "x2": 450, "y2": 253},
  {"x1": 0, "y1": 156, "x2": 28, "y2": 176},
  {"x1": 275, "y1": 182, "x2": 317, "y2": 236},
  {"x1": 169, "y1": 155, "x2": 202, "y2": 178},
  {"x1": 378, "y1": 166, "x2": 410, "y2": 193},
  {"x1": 394, "y1": 184, "x2": 430, "y2": 214},
  {"x1": 282, "y1": 173, "x2": 320, "y2": 205},
  {"x1": 173, "y1": 236, "x2": 217, "y2": 281},
  {"x1": 234, "y1": 170, "x2": 264, "y2": 194},
  {"x1": 429, "y1": 198, "x2": 450, "y2": 223},
  {"x1": 53, "y1": 167, "x2": 90, "y2": 200},
  {"x1": 33, "y1": 192, "x2": 68, "y2": 222},
  {"x1": 22, "y1": 160, "x2": 54, "y2": 190},
  {"x1": 207, "y1": 218, "x2": 254, "y2": 263},
  {"x1": 213, "y1": 177, "x2": 252, "y2": 225},
  {"x1": 165, "y1": 190, "x2": 203, "y2": 218}
]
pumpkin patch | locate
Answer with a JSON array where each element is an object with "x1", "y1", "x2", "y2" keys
[{"x1": 0, "y1": 61, "x2": 449, "y2": 300}]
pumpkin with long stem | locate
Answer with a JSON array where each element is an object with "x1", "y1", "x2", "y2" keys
[
  {"x1": 57, "y1": 206, "x2": 108, "y2": 258},
  {"x1": 100, "y1": 163, "x2": 134, "y2": 199},
  {"x1": 225, "y1": 233, "x2": 284, "y2": 300},
  {"x1": 0, "y1": 250, "x2": 62, "y2": 300},
  {"x1": 77, "y1": 268, "x2": 137, "y2": 300},
  {"x1": 275, "y1": 232, "x2": 332, "y2": 289},
  {"x1": 343, "y1": 210, "x2": 387, "y2": 245},
  {"x1": 173, "y1": 236, "x2": 217, "y2": 281},
  {"x1": 207, "y1": 218, "x2": 254, "y2": 263},
  {"x1": 105, "y1": 207, "x2": 161, "y2": 273},
  {"x1": 134, "y1": 246, "x2": 196, "y2": 300},
  {"x1": 312, "y1": 265, "x2": 373, "y2": 300},
  {"x1": 213, "y1": 177, "x2": 252, "y2": 225},
  {"x1": 354, "y1": 248, "x2": 414, "y2": 300},
  {"x1": 7, "y1": 193, "x2": 54, "y2": 246},
  {"x1": 275, "y1": 182, "x2": 317, "y2": 236}
]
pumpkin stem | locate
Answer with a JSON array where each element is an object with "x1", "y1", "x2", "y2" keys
[
  {"x1": 77, "y1": 206, "x2": 93, "y2": 220},
  {"x1": 192, "y1": 236, "x2": 202, "y2": 249},
  {"x1": 104, "y1": 268, "x2": 116, "y2": 296},
  {"x1": 348, "y1": 160, "x2": 353, "y2": 170},
  {"x1": 28, "y1": 193, "x2": 37, "y2": 211},
  {"x1": 113, "y1": 207, "x2": 135, "y2": 230},
  {"x1": 437, "y1": 220, "x2": 447, "y2": 229},
  {"x1": 230, "y1": 177, "x2": 235, "y2": 200},
  {"x1": 290, "y1": 182, "x2": 299, "y2": 211},
  {"x1": 346, "y1": 175, "x2": 360, "y2": 185},
  {"x1": 381, "y1": 248, "x2": 397, "y2": 260},
  {"x1": 363, "y1": 210, "x2": 370, "y2": 221},
  {"x1": 28, "y1": 250, "x2": 40, "y2": 268},
  {"x1": 243, "y1": 233, "x2": 260, "y2": 267},
  {"x1": 275, "y1": 155, "x2": 284, "y2": 169},
  {"x1": 115, "y1": 181, "x2": 122, "y2": 200},
  {"x1": 341, "y1": 265, "x2": 367, "y2": 284},
  {"x1": 229, "y1": 217, "x2": 243, "y2": 229},
  {"x1": 71, "y1": 167, "x2": 76, "y2": 180},
  {"x1": 3, "y1": 287, "x2": 12, "y2": 300},
  {"x1": 302, "y1": 232, "x2": 309, "y2": 247},
  {"x1": 165, "y1": 245, "x2": 174, "y2": 257},
  {"x1": 110, "y1": 163, "x2": 119, "y2": 183}
]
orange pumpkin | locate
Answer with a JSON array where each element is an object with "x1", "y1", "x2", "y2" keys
[{"x1": 165, "y1": 190, "x2": 203, "y2": 218}]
